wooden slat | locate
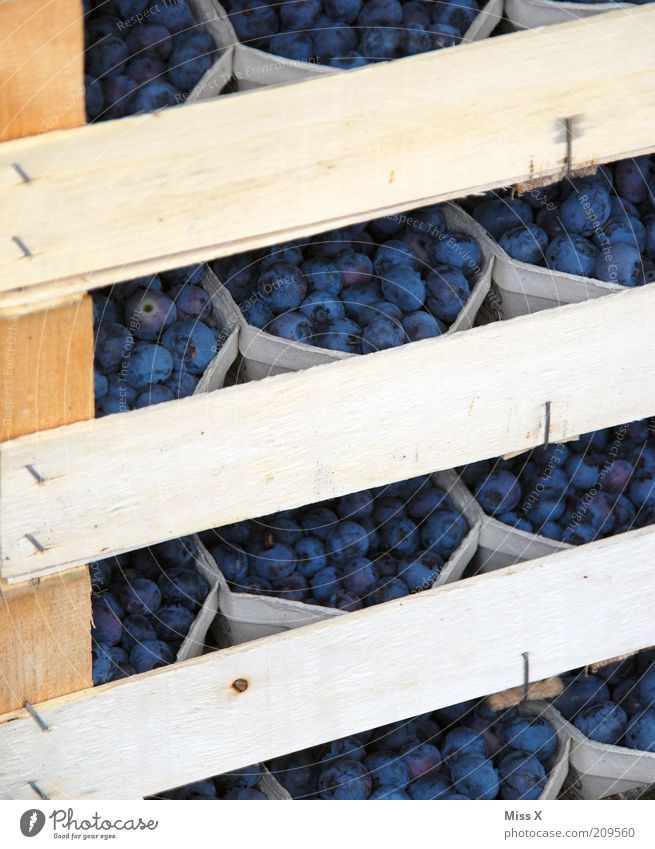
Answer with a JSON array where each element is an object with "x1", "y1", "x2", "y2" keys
[
  {"x1": 0, "y1": 0, "x2": 85, "y2": 142},
  {"x1": 0, "y1": 0, "x2": 92, "y2": 713},
  {"x1": 0, "y1": 7, "x2": 654, "y2": 311},
  {"x1": 1, "y1": 285, "x2": 654, "y2": 581},
  {"x1": 1, "y1": 526, "x2": 654, "y2": 799}
]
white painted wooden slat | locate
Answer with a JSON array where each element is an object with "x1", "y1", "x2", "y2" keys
[
  {"x1": 1, "y1": 526, "x2": 654, "y2": 799},
  {"x1": 2, "y1": 284, "x2": 654, "y2": 580},
  {"x1": 0, "y1": 7, "x2": 654, "y2": 310}
]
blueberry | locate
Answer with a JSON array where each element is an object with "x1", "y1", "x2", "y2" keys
[
  {"x1": 300, "y1": 290, "x2": 345, "y2": 325},
  {"x1": 85, "y1": 74, "x2": 104, "y2": 120},
  {"x1": 327, "y1": 520, "x2": 369, "y2": 564},
  {"x1": 121, "y1": 614, "x2": 157, "y2": 651},
  {"x1": 574, "y1": 700, "x2": 627, "y2": 745},
  {"x1": 402, "y1": 310, "x2": 443, "y2": 341},
  {"x1": 316, "y1": 317, "x2": 362, "y2": 353},
  {"x1": 419, "y1": 510, "x2": 468, "y2": 558},
  {"x1": 596, "y1": 216, "x2": 647, "y2": 254},
  {"x1": 92, "y1": 645, "x2": 128, "y2": 685},
  {"x1": 228, "y1": 0, "x2": 279, "y2": 43},
  {"x1": 595, "y1": 242, "x2": 644, "y2": 287},
  {"x1": 124, "y1": 290, "x2": 177, "y2": 341},
  {"x1": 615, "y1": 156, "x2": 653, "y2": 204},
  {"x1": 450, "y1": 754, "x2": 499, "y2": 799},
  {"x1": 359, "y1": 28, "x2": 402, "y2": 60},
  {"x1": 380, "y1": 264, "x2": 426, "y2": 311},
  {"x1": 475, "y1": 470, "x2": 521, "y2": 515},
  {"x1": 336, "y1": 489, "x2": 375, "y2": 520},
  {"x1": 279, "y1": 0, "x2": 322, "y2": 28},
  {"x1": 101, "y1": 75, "x2": 138, "y2": 119},
  {"x1": 126, "y1": 23, "x2": 173, "y2": 63},
  {"x1": 125, "y1": 342, "x2": 173, "y2": 389},
  {"x1": 125, "y1": 57, "x2": 166, "y2": 85},
  {"x1": 378, "y1": 515, "x2": 419, "y2": 557},
  {"x1": 162, "y1": 264, "x2": 206, "y2": 288},
  {"x1": 317, "y1": 757, "x2": 372, "y2": 800},
  {"x1": 132, "y1": 80, "x2": 181, "y2": 112},
  {"x1": 334, "y1": 251, "x2": 373, "y2": 287},
  {"x1": 269, "y1": 32, "x2": 315, "y2": 62},
  {"x1": 427, "y1": 22, "x2": 461, "y2": 50},
  {"x1": 168, "y1": 284, "x2": 211, "y2": 322},
  {"x1": 341, "y1": 557, "x2": 378, "y2": 596},
  {"x1": 560, "y1": 186, "x2": 611, "y2": 235},
  {"x1": 546, "y1": 235, "x2": 598, "y2": 277},
  {"x1": 300, "y1": 506, "x2": 339, "y2": 539},
  {"x1": 373, "y1": 240, "x2": 419, "y2": 274},
  {"x1": 357, "y1": 0, "x2": 403, "y2": 26},
  {"x1": 408, "y1": 775, "x2": 450, "y2": 799},
  {"x1": 89, "y1": 558, "x2": 114, "y2": 592},
  {"x1": 130, "y1": 639, "x2": 176, "y2": 673},
  {"x1": 442, "y1": 727, "x2": 489, "y2": 762},
  {"x1": 638, "y1": 664, "x2": 655, "y2": 705},
  {"x1": 167, "y1": 43, "x2": 213, "y2": 91},
  {"x1": 87, "y1": 36, "x2": 129, "y2": 79},
  {"x1": 407, "y1": 485, "x2": 448, "y2": 520},
  {"x1": 293, "y1": 536, "x2": 328, "y2": 577},
  {"x1": 499, "y1": 751, "x2": 547, "y2": 800},
  {"x1": 499, "y1": 224, "x2": 549, "y2": 265},
  {"x1": 92, "y1": 596, "x2": 123, "y2": 646},
  {"x1": 116, "y1": 578, "x2": 161, "y2": 615},
  {"x1": 394, "y1": 556, "x2": 438, "y2": 592},
  {"x1": 371, "y1": 576, "x2": 409, "y2": 604},
  {"x1": 403, "y1": 742, "x2": 441, "y2": 780},
  {"x1": 276, "y1": 573, "x2": 308, "y2": 601},
  {"x1": 151, "y1": 536, "x2": 198, "y2": 568},
  {"x1": 401, "y1": 25, "x2": 432, "y2": 56},
  {"x1": 361, "y1": 315, "x2": 404, "y2": 353},
  {"x1": 310, "y1": 566, "x2": 339, "y2": 604},
  {"x1": 158, "y1": 566, "x2": 209, "y2": 610},
  {"x1": 402, "y1": 0, "x2": 431, "y2": 27},
  {"x1": 269, "y1": 312, "x2": 314, "y2": 343},
  {"x1": 300, "y1": 258, "x2": 343, "y2": 295},
  {"x1": 95, "y1": 322, "x2": 133, "y2": 371},
  {"x1": 325, "y1": 0, "x2": 363, "y2": 21},
  {"x1": 153, "y1": 604, "x2": 195, "y2": 642},
  {"x1": 313, "y1": 23, "x2": 358, "y2": 63},
  {"x1": 500, "y1": 714, "x2": 558, "y2": 762},
  {"x1": 425, "y1": 266, "x2": 470, "y2": 324},
  {"x1": 153, "y1": 1, "x2": 194, "y2": 33},
  {"x1": 161, "y1": 319, "x2": 216, "y2": 374},
  {"x1": 364, "y1": 751, "x2": 410, "y2": 788},
  {"x1": 211, "y1": 545, "x2": 249, "y2": 583},
  {"x1": 625, "y1": 709, "x2": 655, "y2": 752},
  {"x1": 431, "y1": 0, "x2": 479, "y2": 31},
  {"x1": 249, "y1": 542, "x2": 297, "y2": 581}
]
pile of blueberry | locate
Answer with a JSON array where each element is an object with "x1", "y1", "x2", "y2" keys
[
  {"x1": 223, "y1": 0, "x2": 480, "y2": 66},
  {"x1": 90, "y1": 536, "x2": 211, "y2": 685},
  {"x1": 460, "y1": 417, "x2": 655, "y2": 544},
  {"x1": 213, "y1": 204, "x2": 483, "y2": 354},
  {"x1": 268, "y1": 697, "x2": 559, "y2": 799},
  {"x1": 202, "y1": 474, "x2": 469, "y2": 610},
  {"x1": 465, "y1": 156, "x2": 655, "y2": 286},
  {"x1": 93, "y1": 263, "x2": 221, "y2": 417},
  {"x1": 550, "y1": 649, "x2": 655, "y2": 753},
  {"x1": 83, "y1": 0, "x2": 217, "y2": 121},
  {"x1": 153, "y1": 763, "x2": 268, "y2": 799}
]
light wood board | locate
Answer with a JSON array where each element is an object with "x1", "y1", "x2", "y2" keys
[
  {"x1": 0, "y1": 0, "x2": 92, "y2": 714},
  {"x1": 0, "y1": 7, "x2": 654, "y2": 309},
  {"x1": 1, "y1": 526, "x2": 654, "y2": 798},
  {"x1": 1, "y1": 284, "x2": 654, "y2": 580}
]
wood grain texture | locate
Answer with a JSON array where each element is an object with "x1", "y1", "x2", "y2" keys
[
  {"x1": 0, "y1": 0, "x2": 85, "y2": 142},
  {"x1": 0, "y1": 7, "x2": 654, "y2": 308},
  {"x1": 0, "y1": 0, "x2": 91, "y2": 713},
  {"x1": 1, "y1": 526, "x2": 655, "y2": 799},
  {"x1": 1, "y1": 284, "x2": 654, "y2": 580}
]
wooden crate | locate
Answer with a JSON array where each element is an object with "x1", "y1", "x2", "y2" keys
[{"x1": 0, "y1": 0, "x2": 654, "y2": 799}]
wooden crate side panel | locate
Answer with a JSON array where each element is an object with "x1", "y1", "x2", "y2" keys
[
  {"x1": 0, "y1": 7, "x2": 654, "y2": 308},
  {"x1": 1, "y1": 527, "x2": 654, "y2": 798},
  {"x1": 1, "y1": 285, "x2": 654, "y2": 580},
  {"x1": 0, "y1": 0, "x2": 92, "y2": 713},
  {"x1": 0, "y1": 0, "x2": 84, "y2": 142}
]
